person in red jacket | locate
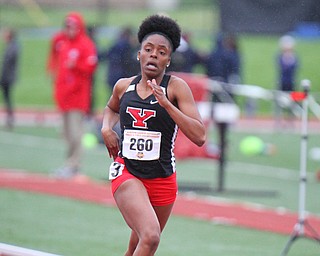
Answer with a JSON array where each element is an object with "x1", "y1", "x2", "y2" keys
[{"x1": 53, "y1": 12, "x2": 97, "y2": 179}]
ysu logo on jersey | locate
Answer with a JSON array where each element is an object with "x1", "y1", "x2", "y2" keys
[{"x1": 126, "y1": 107, "x2": 156, "y2": 129}]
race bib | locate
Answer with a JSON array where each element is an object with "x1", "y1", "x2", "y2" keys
[
  {"x1": 109, "y1": 161, "x2": 125, "y2": 180},
  {"x1": 122, "y1": 129, "x2": 162, "y2": 161}
]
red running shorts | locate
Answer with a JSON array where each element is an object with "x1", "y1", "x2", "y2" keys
[{"x1": 110, "y1": 157, "x2": 177, "y2": 206}]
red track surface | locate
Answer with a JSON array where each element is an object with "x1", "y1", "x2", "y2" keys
[{"x1": 1, "y1": 170, "x2": 320, "y2": 237}]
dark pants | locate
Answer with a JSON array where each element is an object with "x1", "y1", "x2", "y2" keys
[{"x1": 1, "y1": 83, "x2": 14, "y2": 128}]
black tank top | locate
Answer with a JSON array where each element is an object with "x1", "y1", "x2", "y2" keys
[{"x1": 119, "y1": 74, "x2": 178, "y2": 178}]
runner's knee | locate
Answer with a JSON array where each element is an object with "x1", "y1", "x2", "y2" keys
[{"x1": 140, "y1": 226, "x2": 160, "y2": 252}]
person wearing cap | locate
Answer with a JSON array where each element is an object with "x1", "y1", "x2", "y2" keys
[
  {"x1": 53, "y1": 12, "x2": 97, "y2": 178},
  {"x1": 101, "y1": 14, "x2": 206, "y2": 255}
]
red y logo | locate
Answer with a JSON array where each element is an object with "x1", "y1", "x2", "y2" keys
[{"x1": 126, "y1": 107, "x2": 156, "y2": 128}]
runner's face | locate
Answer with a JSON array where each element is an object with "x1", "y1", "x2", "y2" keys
[{"x1": 138, "y1": 34, "x2": 171, "y2": 78}]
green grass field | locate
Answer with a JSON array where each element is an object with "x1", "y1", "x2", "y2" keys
[{"x1": 1, "y1": 4, "x2": 320, "y2": 256}]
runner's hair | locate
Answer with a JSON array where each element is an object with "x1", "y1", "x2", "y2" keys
[{"x1": 138, "y1": 14, "x2": 181, "y2": 52}]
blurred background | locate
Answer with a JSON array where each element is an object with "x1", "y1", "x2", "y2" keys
[
  {"x1": 0, "y1": 0, "x2": 319, "y2": 114},
  {"x1": 1, "y1": 1, "x2": 320, "y2": 255}
]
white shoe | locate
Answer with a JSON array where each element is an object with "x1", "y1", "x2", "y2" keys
[{"x1": 52, "y1": 167, "x2": 78, "y2": 179}]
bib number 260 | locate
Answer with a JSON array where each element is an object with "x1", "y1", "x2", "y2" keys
[{"x1": 130, "y1": 138, "x2": 153, "y2": 151}]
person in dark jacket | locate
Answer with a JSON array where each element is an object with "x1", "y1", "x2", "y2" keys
[
  {"x1": 205, "y1": 33, "x2": 226, "y2": 82},
  {"x1": 98, "y1": 27, "x2": 139, "y2": 91},
  {"x1": 0, "y1": 28, "x2": 20, "y2": 130},
  {"x1": 277, "y1": 35, "x2": 299, "y2": 93},
  {"x1": 205, "y1": 32, "x2": 241, "y2": 84},
  {"x1": 205, "y1": 33, "x2": 241, "y2": 105}
]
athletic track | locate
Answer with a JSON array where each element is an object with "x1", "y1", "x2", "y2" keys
[
  {"x1": 1, "y1": 109, "x2": 320, "y2": 237},
  {"x1": 1, "y1": 169, "x2": 320, "y2": 238}
]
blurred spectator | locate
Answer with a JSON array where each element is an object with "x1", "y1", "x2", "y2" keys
[
  {"x1": 98, "y1": 27, "x2": 139, "y2": 91},
  {"x1": 205, "y1": 32, "x2": 241, "y2": 84},
  {"x1": 167, "y1": 32, "x2": 203, "y2": 73},
  {"x1": 205, "y1": 32, "x2": 241, "y2": 103},
  {"x1": 274, "y1": 35, "x2": 299, "y2": 128},
  {"x1": 0, "y1": 28, "x2": 20, "y2": 130},
  {"x1": 223, "y1": 33, "x2": 241, "y2": 84},
  {"x1": 277, "y1": 35, "x2": 299, "y2": 92},
  {"x1": 52, "y1": 12, "x2": 97, "y2": 179},
  {"x1": 205, "y1": 33, "x2": 226, "y2": 82}
]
